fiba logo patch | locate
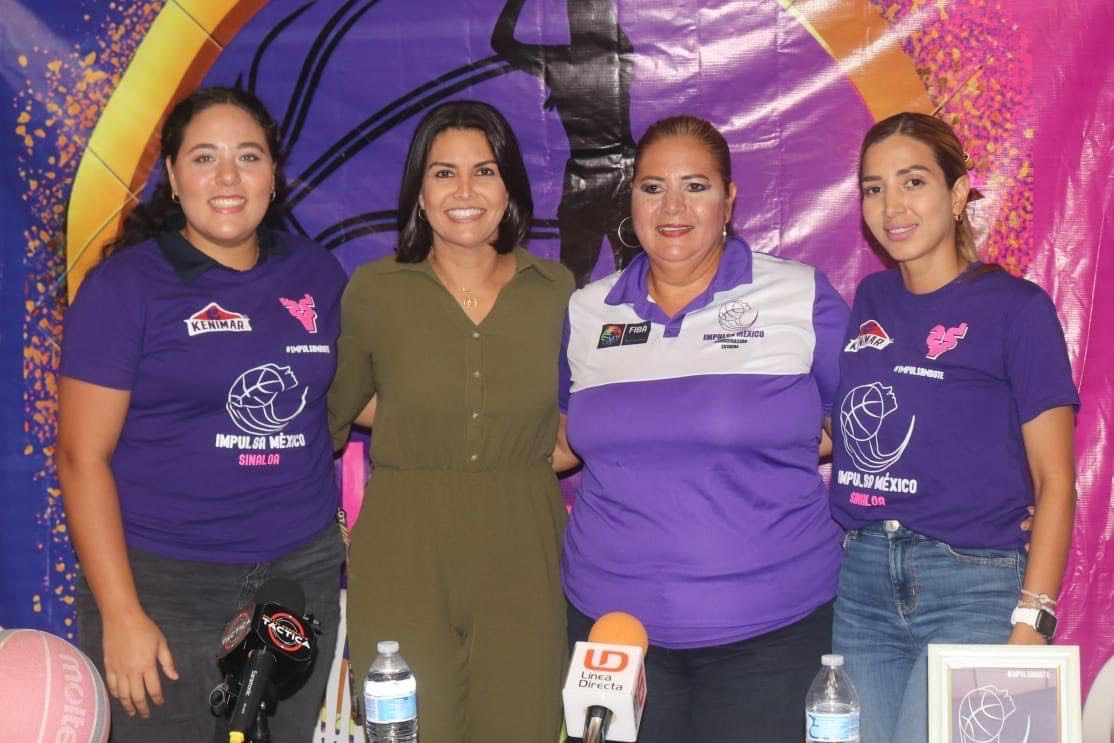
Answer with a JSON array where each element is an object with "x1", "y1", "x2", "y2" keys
[
  {"x1": 226, "y1": 363, "x2": 309, "y2": 435},
  {"x1": 717, "y1": 300, "x2": 758, "y2": 332},
  {"x1": 957, "y1": 685, "x2": 1018, "y2": 743},
  {"x1": 839, "y1": 382, "x2": 915, "y2": 473}
]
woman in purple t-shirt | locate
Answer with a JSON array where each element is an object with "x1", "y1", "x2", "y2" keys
[
  {"x1": 57, "y1": 87, "x2": 346, "y2": 742},
  {"x1": 829, "y1": 113, "x2": 1078, "y2": 743}
]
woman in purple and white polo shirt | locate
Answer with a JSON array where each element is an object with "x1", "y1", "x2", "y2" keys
[
  {"x1": 57, "y1": 87, "x2": 346, "y2": 742},
  {"x1": 555, "y1": 115, "x2": 849, "y2": 742},
  {"x1": 829, "y1": 113, "x2": 1078, "y2": 743}
]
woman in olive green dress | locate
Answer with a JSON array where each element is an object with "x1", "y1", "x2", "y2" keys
[{"x1": 329, "y1": 100, "x2": 574, "y2": 742}]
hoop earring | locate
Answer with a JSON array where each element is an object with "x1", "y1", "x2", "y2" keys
[
  {"x1": 617, "y1": 216, "x2": 640, "y2": 249},
  {"x1": 171, "y1": 192, "x2": 180, "y2": 203},
  {"x1": 417, "y1": 207, "x2": 427, "y2": 222}
]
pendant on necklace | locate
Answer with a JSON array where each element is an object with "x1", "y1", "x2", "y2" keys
[{"x1": 461, "y1": 288, "x2": 478, "y2": 309}]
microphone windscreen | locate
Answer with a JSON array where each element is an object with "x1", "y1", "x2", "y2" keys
[
  {"x1": 253, "y1": 577, "x2": 306, "y2": 615},
  {"x1": 588, "y1": 612, "x2": 648, "y2": 654}
]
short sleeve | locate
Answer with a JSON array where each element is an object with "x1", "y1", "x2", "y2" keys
[
  {"x1": 811, "y1": 269, "x2": 851, "y2": 416},
  {"x1": 1005, "y1": 290, "x2": 1079, "y2": 422},
  {"x1": 558, "y1": 311, "x2": 572, "y2": 412},
  {"x1": 60, "y1": 264, "x2": 143, "y2": 390},
  {"x1": 327, "y1": 266, "x2": 377, "y2": 451}
]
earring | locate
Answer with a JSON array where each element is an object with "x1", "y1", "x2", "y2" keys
[
  {"x1": 722, "y1": 223, "x2": 728, "y2": 240},
  {"x1": 417, "y1": 207, "x2": 427, "y2": 222},
  {"x1": 616, "y1": 216, "x2": 640, "y2": 249},
  {"x1": 270, "y1": 188, "x2": 276, "y2": 202},
  {"x1": 954, "y1": 212, "x2": 963, "y2": 223},
  {"x1": 171, "y1": 192, "x2": 180, "y2": 203}
]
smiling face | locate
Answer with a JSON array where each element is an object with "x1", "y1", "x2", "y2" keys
[
  {"x1": 165, "y1": 103, "x2": 275, "y2": 257},
  {"x1": 418, "y1": 128, "x2": 509, "y2": 255},
  {"x1": 860, "y1": 133, "x2": 969, "y2": 276},
  {"x1": 631, "y1": 134, "x2": 736, "y2": 273}
]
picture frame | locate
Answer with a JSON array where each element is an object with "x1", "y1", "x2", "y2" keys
[{"x1": 928, "y1": 644, "x2": 1082, "y2": 743}]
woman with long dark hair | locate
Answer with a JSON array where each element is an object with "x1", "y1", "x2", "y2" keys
[
  {"x1": 58, "y1": 86, "x2": 346, "y2": 742},
  {"x1": 329, "y1": 99, "x2": 575, "y2": 742}
]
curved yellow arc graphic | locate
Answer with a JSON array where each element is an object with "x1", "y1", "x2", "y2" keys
[
  {"x1": 66, "y1": 0, "x2": 930, "y2": 299},
  {"x1": 65, "y1": 0, "x2": 265, "y2": 300}
]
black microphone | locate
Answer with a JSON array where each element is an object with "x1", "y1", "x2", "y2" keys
[{"x1": 214, "y1": 578, "x2": 318, "y2": 742}]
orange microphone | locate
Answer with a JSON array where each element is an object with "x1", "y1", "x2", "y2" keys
[{"x1": 563, "y1": 612, "x2": 648, "y2": 743}]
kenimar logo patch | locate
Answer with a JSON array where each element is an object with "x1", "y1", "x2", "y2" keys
[
  {"x1": 597, "y1": 321, "x2": 651, "y2": 348},
  {"x1": 844, "y1": 320, "x2": 893, "y2": 352},
  {"x1": 185, "y1": 302, "x2": 252, "y2": 336}
]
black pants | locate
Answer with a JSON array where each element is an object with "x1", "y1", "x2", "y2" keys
[
  {"x1": 77, "y1": 524, "x2": 344, "y2": 743},
  {"x1": 567, "y1": 600, "x2": 833, "y2": 743}
]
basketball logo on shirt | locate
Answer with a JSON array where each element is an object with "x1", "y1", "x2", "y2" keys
[
  {"x1": 597, "y1": 324, "x2": 625, "y2": 348},
  {"x1": 838, "y1": 382, "x2": 915, "y2": 473},
  {"x1": 279, "y1": 293, "x2": 319, "y2": 334},
  {"x1": 925, "y1": 322, "x2": 968, "y2": 360},
  {"x1": 597, "y1": 322, "x2": 651, "y2": 348},
  {"x1": 226, "y1": 363, "x2": 308, "y2": 435},
  {"x1": 717, "y1": 300, "x2": 758, "y2": 331}
]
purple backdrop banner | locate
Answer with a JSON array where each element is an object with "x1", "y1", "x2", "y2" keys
[{"x1": 2, "y1": 0, "x2": 1111, "y2": 711}]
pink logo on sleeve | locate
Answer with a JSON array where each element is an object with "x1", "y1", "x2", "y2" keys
[
  {"x1": 925, "y1": 322, "x2": 968, "y2": 360},
  {"x1": 280, "y1": 294, "x2": 319, "y2": 334}
]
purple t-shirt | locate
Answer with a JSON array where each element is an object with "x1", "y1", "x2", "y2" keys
[
  {"x1": 60, "y1": 230, "x2": 346, "y2": 562},
  {"x1": 559, "y1": 238, "x2": 849, "y2": 648},
  {"x1": 830, "y1": 266, "x2": 1079, "y2": 548}
]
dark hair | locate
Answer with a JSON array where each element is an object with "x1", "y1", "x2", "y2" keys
[
  {"x1": 395, "y1": 100, "x2": 533, "y2": 262},
  {"x1": 859, "y1": 112, "x2": 981, "y2": 263},
  {"x1": 102, "y1": 86, "x2": 287, "y2": 255},
  {"x1": 634, "y1": 114, "x2": 733, "y2": 189}
]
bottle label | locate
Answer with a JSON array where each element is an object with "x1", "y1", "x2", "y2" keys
[
  {"x1": 365, "y1": 692, "x2": 417, "y2": 724},
  {"x1": 806, "y1": 711, "x2": 860, "y2": 742},
  {"x1": 365, "y1": 677, "x2": 418, "y2": 723}
]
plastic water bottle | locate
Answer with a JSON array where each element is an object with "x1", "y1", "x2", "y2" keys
[
  {"x1": 805, "y1": 653, "x2": 860, "y2": 743},
  {"x1": 363, "y1": 641, "x2": 418, "y2": 743}
]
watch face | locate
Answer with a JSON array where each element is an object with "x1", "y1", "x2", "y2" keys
[{"x1": 1035, "y1": 609, "x2": 1057, "y2": 639}]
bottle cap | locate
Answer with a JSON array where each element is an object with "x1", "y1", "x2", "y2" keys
[
  {"x1": 821, "y1": 654, "x2": 844, "y2": 667},
  {"x1": 377, "y1": 640, "x2": 400, "y2": 654}
]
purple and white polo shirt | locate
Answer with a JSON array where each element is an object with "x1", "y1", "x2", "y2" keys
[{"x1": 560, "y1": 238, "x2": 849, "y2": 648}]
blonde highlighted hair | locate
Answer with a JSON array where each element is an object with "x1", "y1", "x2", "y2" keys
[{"x1": 860, "y1": 113, "x2": 982, "y2": 263}]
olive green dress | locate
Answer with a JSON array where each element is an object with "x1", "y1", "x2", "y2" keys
[{"x1": 329, "y1": 248, "x2": 574, "y2": 742}]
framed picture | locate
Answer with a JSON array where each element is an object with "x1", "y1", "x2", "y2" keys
[{"x1": 928, "y1": 644, "x2": 1082, "y2": 743}]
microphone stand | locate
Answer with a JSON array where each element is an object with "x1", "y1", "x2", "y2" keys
[{"x1": 248, "y1": 700, "x2": 272, "y2": 743}]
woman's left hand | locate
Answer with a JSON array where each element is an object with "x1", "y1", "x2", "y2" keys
[{"x1": 1008, "y1": 623, "x2": 1048, "y2": 645}]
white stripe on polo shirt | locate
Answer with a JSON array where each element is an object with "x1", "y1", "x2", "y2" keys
[{"x1": 567, "y1": 252, "x2": 819, "y2": 392}]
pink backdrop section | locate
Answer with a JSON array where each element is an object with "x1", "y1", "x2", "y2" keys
[{"x1": 1027, "y1": 0, "x2": 1114, "y2": 693}]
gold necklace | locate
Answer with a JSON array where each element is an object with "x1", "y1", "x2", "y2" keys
[{"x1": 430, "y1": 252, "x2": 480, "y2": 309}]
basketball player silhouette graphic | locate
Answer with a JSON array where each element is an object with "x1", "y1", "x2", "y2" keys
[{"x1": 492, "y1": 0, "x2": 640, "y2": 285}]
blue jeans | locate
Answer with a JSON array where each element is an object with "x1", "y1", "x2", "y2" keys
[
  {"x1": 568, "y1": 600, "x2": 833, "y2": 742},
  {"x1": 832, "y1": 522, "x2": 1026, "y2": 743},
  {"x1": 77, "y1": 523, "x2": 345, "y2": 743}
]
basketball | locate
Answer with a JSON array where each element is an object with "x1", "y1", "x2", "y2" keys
[
  {"x1": 0, "y1": 628, "x2": 110, "y2": 743},
  {"x1": 957, "y1": 685, "x2": 1014, "y2": 743},
  {"x1": 840, "y1": 383, "x2": 893, "y2": 442}
]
